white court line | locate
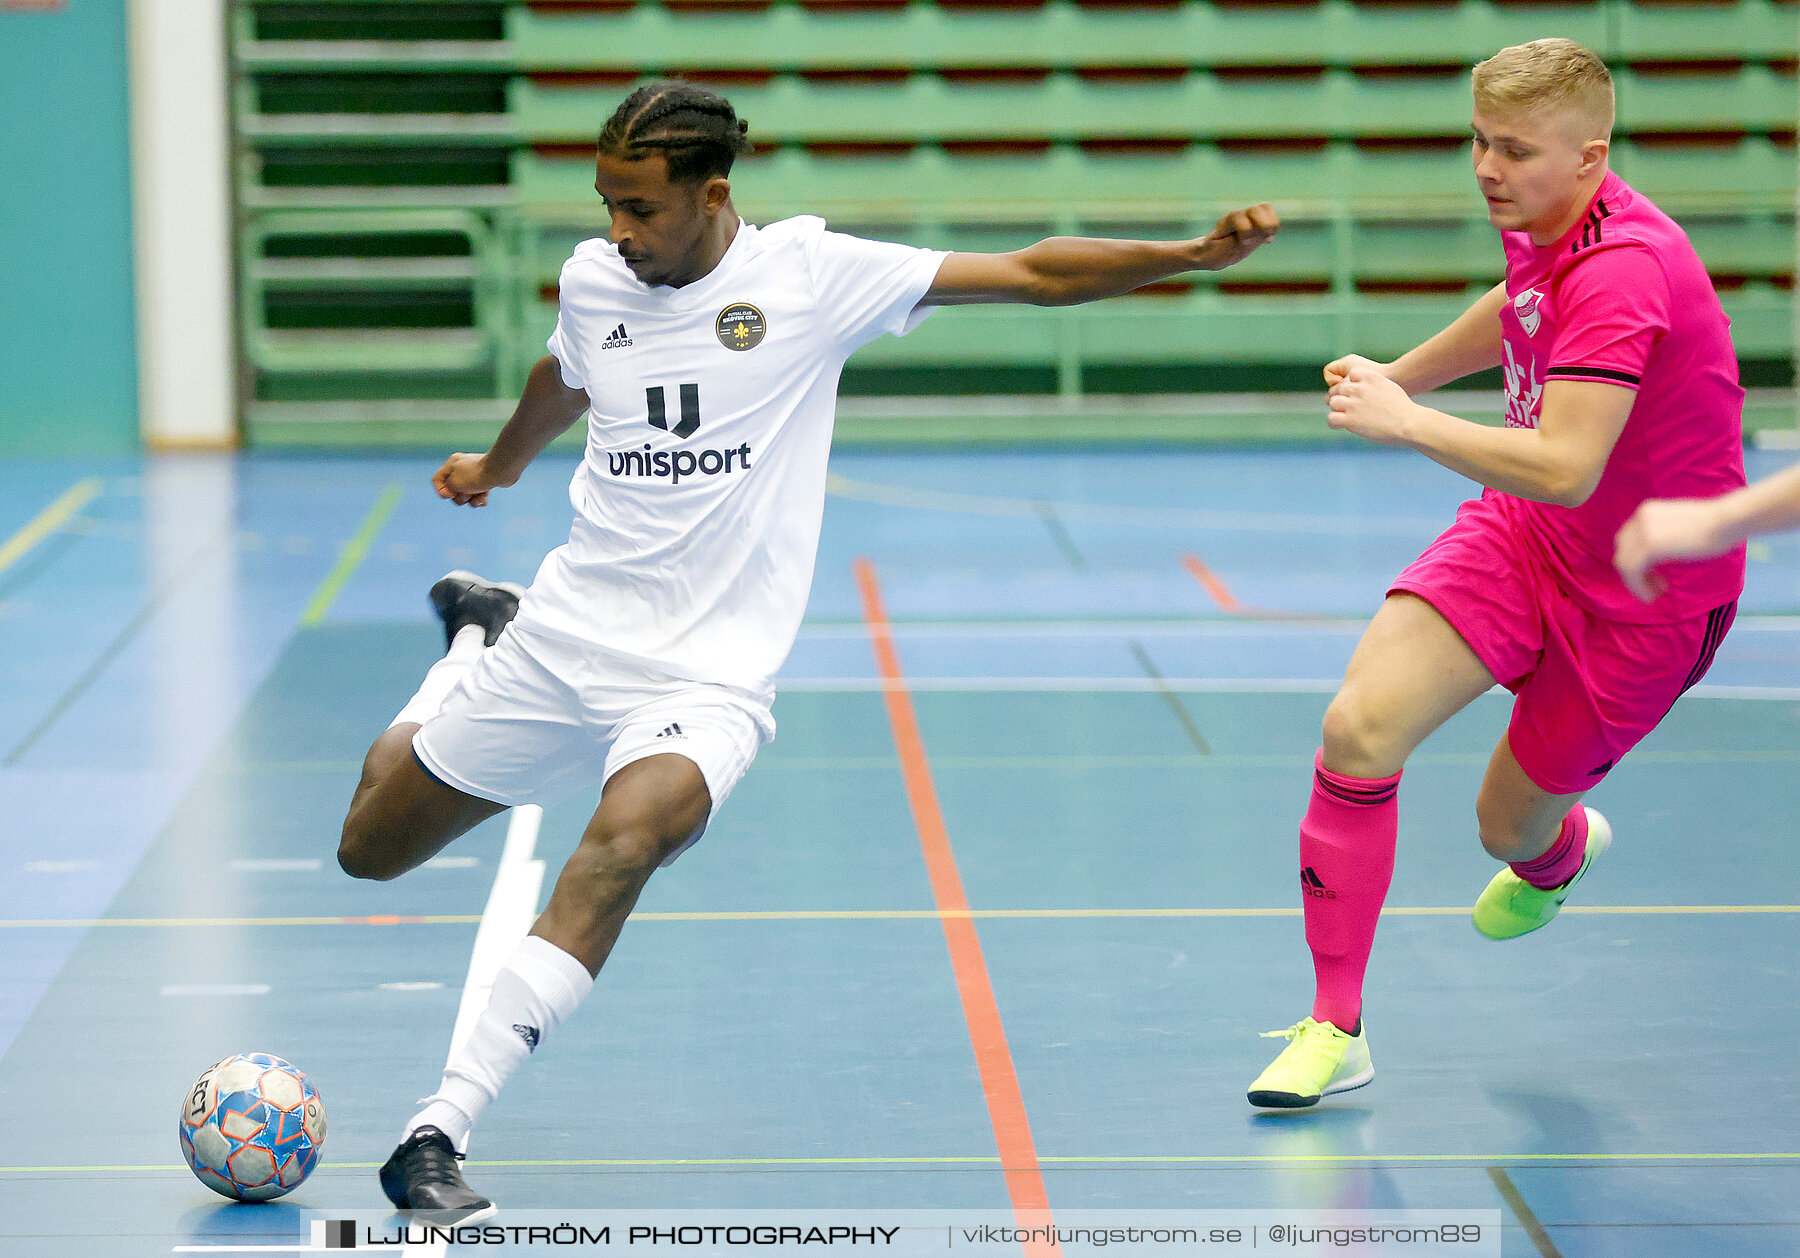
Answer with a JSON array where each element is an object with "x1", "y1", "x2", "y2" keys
[
  {"x1": 1688, "y1": 684, "x2": 1800, "y2": 700},
  {"x1": 792, "y1": 614, "x2": 1800, "y2": 639},
  {"x1": 404, "y1": 804, "x2": 545, "y2": 1258},
  {"x1": 229, "y1": 858, "x2": 322, "y2": 873},
  {"x1": 448, "y1": 805, "x2": 544, "y2": 1061},
  {"x1": 825, "y1": 471, "x2": 1442, "y2": 537},
  {"x1": 795, "y1": 619, "x2": 1366, "y2": 639},
  {"x1": 780, "y1": 677, "x2": 1339, "y2": 693},
  {"x1": 777, "y1": 676, "x2": 1800, "y2": 700},
  {"x1": 161, "y1": 984, "x2": 270, "y2": 997}
]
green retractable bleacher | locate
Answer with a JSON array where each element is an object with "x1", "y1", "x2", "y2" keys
[{"x1": 231, "y1": 0, "x2": 1797, "y2": 439}]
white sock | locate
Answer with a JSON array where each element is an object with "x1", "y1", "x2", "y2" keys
[
  {"x1": 403, "y1": 936, "x2": 594, "y2": 1150},
  {"x1": 388, "y1": 624, "x2": 486, "y2": 729}
]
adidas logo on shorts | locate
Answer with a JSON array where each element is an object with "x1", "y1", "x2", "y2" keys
[{"x1": 655, "y1": 723, "x2": 685, "y2": 740}]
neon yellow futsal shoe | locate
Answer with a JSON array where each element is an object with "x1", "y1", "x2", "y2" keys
[
  {"x1": 1472, "y1": 807, "x2": 1613, "y2": 940},
  {"x1": 1247, "y1": 1017, "x2": 1373, "y2": 1109}
]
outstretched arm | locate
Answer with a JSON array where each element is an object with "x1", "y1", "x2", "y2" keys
[
  {"x1": 1615, "y1": 461, "x2": 1800, "y2": 601},
  {"x1": 920, "y1": 204, "x2": 1279, "y2": 307},
  {"x1": 434, "y1": 355, "x2": 590, "y2": 507}
]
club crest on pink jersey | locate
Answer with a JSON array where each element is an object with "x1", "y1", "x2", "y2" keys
[{"x1": 1512, "y1": 287, "x2": 1544, "y2": 337}]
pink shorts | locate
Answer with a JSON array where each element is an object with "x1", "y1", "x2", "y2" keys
[{"x1": 1390, "y1": 498, "x2": 1735, "y2": 796}]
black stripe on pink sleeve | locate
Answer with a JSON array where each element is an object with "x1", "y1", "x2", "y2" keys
[{"x1": 1546, "y1": 365, "x2": 1641, "y2": 386}]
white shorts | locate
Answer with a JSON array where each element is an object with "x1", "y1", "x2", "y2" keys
[{"x1": 412, "y1": 625, "x2": 774, "y2": 862}]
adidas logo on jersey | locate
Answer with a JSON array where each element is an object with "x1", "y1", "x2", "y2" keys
[{"x1": 601, "y1": 323, "x2": 633, "y2": 349}]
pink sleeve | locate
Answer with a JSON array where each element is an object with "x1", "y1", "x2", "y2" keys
[{"x1": 1546, "y1": 244, "x2": 1669, "y2": 391}]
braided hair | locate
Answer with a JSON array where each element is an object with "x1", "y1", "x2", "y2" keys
[{"x1": 598, "y1": 79, "x2": 754, "y2": 184}]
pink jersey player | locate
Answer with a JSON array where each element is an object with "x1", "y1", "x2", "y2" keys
[
  {"x1": 1489, "y1": 167, "x2": 1745, "y2": 624},
  {"x1": 1248, "y1": 39, "x2": 1746, "y2": 1111}
]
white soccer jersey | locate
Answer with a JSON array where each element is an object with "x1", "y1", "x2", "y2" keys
[{"x1": 523, "y1": 215, "x2": 945, "y2": 695}]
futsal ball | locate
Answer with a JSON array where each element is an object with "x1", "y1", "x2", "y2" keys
[{"x1": 178, "y1": 1053, "x2": 326, "y2": 1201}]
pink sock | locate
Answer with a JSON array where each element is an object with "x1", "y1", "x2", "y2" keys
[
  {"x1": 1509, "y1": 805, "x2": 1588, "y2": 890},
  {"x1": 1302, "y1": 750, "x2": 1401, "y2": 1033}
]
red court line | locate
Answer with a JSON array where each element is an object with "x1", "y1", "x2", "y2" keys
[
  {"x1": 1181, "y1": 552, "x2": 1327, "y2": 622},
  {"x1": 1181, "y1": 552, "x2": 1246, "y2": 614},
  {"x1": 854, "y1": 558, "x2": 1062, "y2": 1258}
]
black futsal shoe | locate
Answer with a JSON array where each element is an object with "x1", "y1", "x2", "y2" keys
[
  {"x1": 429, "y1": 570, "x2": 525, "y2": 650},
  {"x1": 379, "y1": 1126, "x2": 498, "y2": 1224}
]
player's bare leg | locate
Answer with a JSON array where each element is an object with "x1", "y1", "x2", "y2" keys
[
  {"x1": 338, "y1": 572, "x2": 523, "y2": 882},
  {"x1": 1475, "y1": 739, "x2": 1584, "y2": 862},
  {"x1": 532, "y1": 752, "x2": 712, "y2": 975},
  {"x1": 338, "y1": 725, "x2": 508, "y2": 881},
  {"x1": 1470, "y1": 735, "x2": 1610, "y2": 940},
  {"x1": 1322, "y1": 593, "x2": 1499, "y2": 778},
  {"x1": 381, "y1": 754, "x2": 711, "y2": 1217}
]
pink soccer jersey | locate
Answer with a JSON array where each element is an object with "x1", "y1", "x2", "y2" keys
[{"x1": 1491, "y1": 169, "x2": 1746, "y2": 622}]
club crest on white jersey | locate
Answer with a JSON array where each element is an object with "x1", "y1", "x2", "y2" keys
[{"x1": 716, "y1": 303, "x2": 766, "y2": 351}]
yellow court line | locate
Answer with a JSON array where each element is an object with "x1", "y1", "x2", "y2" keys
[
  {"x1": 2, "y1": 905, "x2": 1795, "y2": 929},
  {"x1": 1037, "y1": 1153, "x2": 1800, "y2": 1163},
  {"x1": 467, "y1": 1152, "x2": 1800, "y2": 1166},
  {"x1": 0, "y1": 478, "x2": 102, "y2": 577},
  {"x1": 4, "y1": 1151, "x2": 1795, "y2": 1174},
  {"x1": 635, "y1": 906, "x2": 1800, "y2": 920},
  {"x1": 0, "y1": 915, "x2": 485, "y2": 928},
  {"x1": 208, "y1": 747, "x2": 1800, "y2": 776},
  {"x1": 298, "y1": 483, "x2": 404, "y2": 626}
]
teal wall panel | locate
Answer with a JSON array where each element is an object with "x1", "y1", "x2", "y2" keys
[{"x1": 0, "y1": 3, "x2": 138, "y2": 455}]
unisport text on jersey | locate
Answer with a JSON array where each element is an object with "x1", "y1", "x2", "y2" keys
[{"x1": 605, "y1": 442, "x2": 754, "y2": 485}]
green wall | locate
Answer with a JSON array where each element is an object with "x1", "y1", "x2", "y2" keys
[{"x1": 0, "y1": 3, "x2": 139, "y2": 455}]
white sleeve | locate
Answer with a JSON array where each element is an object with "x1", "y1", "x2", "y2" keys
[
  {"x1": 545, "y1": 253, "x2": 587, "y2": 389},
  {"x1": 805, "y1": 229, "x2": 948, "y2": 353},
  {"x1": 546, "y1": 312, "x2": 584, "y2": 390}
]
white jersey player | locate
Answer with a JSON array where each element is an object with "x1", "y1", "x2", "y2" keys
[{"x1": 336, "y1": 79, "x2": 1278, "y2": 1219}]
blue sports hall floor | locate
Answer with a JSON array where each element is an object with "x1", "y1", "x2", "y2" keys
[{"x1": 0, "y1": 447, "x2": 1795, "y2": 1257}]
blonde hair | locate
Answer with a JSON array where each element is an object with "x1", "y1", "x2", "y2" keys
[{"x1": 1472, "y1": 38, "x2": 1615, "y2": 140}]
